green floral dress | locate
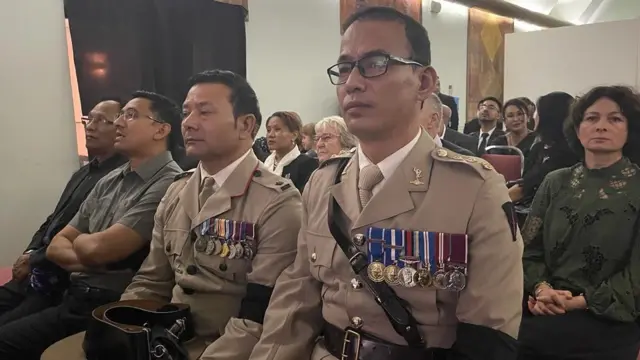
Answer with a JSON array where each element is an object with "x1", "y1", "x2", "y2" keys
[{"x1": 522, "y1": 157, "x2": 640, "y2": 322}]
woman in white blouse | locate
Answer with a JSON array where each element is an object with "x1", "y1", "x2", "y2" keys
[{"x1": 264, "y1": 111, "x2": 318, "y2": 192}]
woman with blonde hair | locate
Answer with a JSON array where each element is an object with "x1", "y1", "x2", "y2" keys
[{"x1": 314, "y1": 116, "x2": 357, "y2": 162}]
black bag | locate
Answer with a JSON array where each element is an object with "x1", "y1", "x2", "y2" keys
[{"x1": 83, "y1": 300, "x2": 194, "y2": 360}]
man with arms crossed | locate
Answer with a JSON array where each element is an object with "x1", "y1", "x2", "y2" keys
[
  {"x1": 0, "y1": 99, "x2": 125, "y2": 326},
  {"x1": 249, "y1": 7, "x2": 523, "y2": 360},
  {"x1": 0, "y1": 91, "x2": 182, "y2": 359}
]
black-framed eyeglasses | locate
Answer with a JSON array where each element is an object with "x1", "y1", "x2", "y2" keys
[
  {"x1": 116, "y1": 109, "x2": 164, "y2": 124},
  {"x1": 81, "y1": 115, "x2": 115, "y2": 127},
  {"x1": 327, "y1": 53, "x2": 424, "y2": 85}
]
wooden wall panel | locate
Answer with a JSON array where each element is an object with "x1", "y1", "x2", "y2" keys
[
  {"x1": 466, "y1": 7, "x2": 513, "y2": 122},
  {"x1": 340, "y1": 0, "x2": 422, "y2": 33}
]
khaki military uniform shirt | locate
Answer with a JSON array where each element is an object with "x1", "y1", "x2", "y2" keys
[
  {"x1": 249, "y1": 132, "x2": 523, "y2": 360},
  {"x1": 121, "y1": 151, "x2": 302, "y2": 360},
  {"x1": 69, "y1": 151, "x2": 181, "y2": 292}
]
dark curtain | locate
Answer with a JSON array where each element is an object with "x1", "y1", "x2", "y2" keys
[{"x1": 65, "y1": 0, "x2": 246, "y2": 115}]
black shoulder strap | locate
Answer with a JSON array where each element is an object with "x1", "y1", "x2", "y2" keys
[{"x1": 326, "y1": 158, "x2": 424, "y2": 346}]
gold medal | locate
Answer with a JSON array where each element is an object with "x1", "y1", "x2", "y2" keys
[
  {"x1": 398, "y1": 267, "x2": 418, "y2": 288},
  {"x1": 383, "y1": 264, "x2": 401, "y2": 285},
  {"x1": 367, "y1": 261, "x2": 385, "y2": 282},
  {"x1": 220, "y1": 242, "x2": 230, "y2": 258},
  {"x1": 416, "y1": 268, "x2": 432, "y2": 287}
]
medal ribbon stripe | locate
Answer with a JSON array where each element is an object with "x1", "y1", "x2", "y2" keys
[
  {"x1": 422, "y1": 232, "x2": 436, "y2": 274},
  {"x1": 404, "y1": 230, "x2": 413, "y2": 263},
  {"x1": 449, "y1": 234, "x2": 469, "y2": 275}
]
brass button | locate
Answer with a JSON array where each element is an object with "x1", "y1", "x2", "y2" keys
[
  {"x1": 310, "y1": 252, "x2": 317, "y2": 262},
  {"x1": 351, "y1": 278, "x2": 362, "y2": 289},
  {"x1": 350, "y1": 316, "x2": 363, "y2": 329},
  {"x1": 352, "y1": 234, "x2": 366, "y2": 246}
]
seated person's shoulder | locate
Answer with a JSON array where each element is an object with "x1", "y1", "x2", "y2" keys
[
  {"x1": 431, "y1": 147, "x2": 496, "y2": 181},
  {"x1": 293, "y1": 153, "x2": 319, "y2": 168},
  {"x1": 166, "y1": 170, "x2": 195, "y2": 196},
  {"x1": 251, "y1": 164, "x2": 299, "y2": 196}
]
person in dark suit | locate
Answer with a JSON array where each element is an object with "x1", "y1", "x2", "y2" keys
[
  {"x1": 508, "y1": 91, "x2": 578, "y2": 202},
  {"x1": 441, "y1": 104, "x2": 477, "y2": 155},
  {"x1": 469, "y1": 96, "x2": 505, "y2": 155},
  {"x1": 435, "y1": 77, "x2": 460, "y2": 131},
  {"x1": 264, "y1": 111, "x2": 318, "y2": 192},
  {"x1": 421, "y1": 94, "x2": 474, "y2": 156},
  {"x1": 489, "y1": 98, "x2": 537, "y2": 158}
]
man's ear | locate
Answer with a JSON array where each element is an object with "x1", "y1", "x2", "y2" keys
[
  {"x1": 417, "y1": 66, "x2": 438, "y2": 103},
  {"x1": 237, "y1": 114, "x2": 257, "y2": 140},
  {"x1": 154, "y1": 123, "x2": 171, "y2": 141}
]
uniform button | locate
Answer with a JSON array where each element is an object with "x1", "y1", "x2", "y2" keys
[
  {"x1": 190, "y1": 232, "x2": 197, "y2": 241},
  {"x1": 219, "y1": 263, "x2": 228, "y2": 272},
  {"x1": 182, "y1": 287, "x2": 195, "y2": 295},
  {"x1": 350, "y1": 278, "x2": 362, "y2": 289},
  {"x1": 275, "y1": 181, "x2": 284, "y2": 185},
  {"x1": 350, "y1": 316, "x2": 363, "y2": 329},
  {"x1": 352, "y1": 234, "x2": 366, "y2": 246},
  {"x1": 253, "y1": 169, "x2": 262, "y2": 177},
  {"x1": 310, "y1": 252, "x2": 317, "y2": 262},
  {"x1": 165, "y1": 244, "x2": 171, "y2": 252},
  {"x1": 186, "y1": 265, "x2": 197, "y2": 275}
]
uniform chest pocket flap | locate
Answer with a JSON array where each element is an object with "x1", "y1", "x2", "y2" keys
[
  {"x1": 305, "y1": 230, "x2": 344, "y2": 282},
  {"x1": 163, "y1": 229, "x2": 190, "y2": 262}
]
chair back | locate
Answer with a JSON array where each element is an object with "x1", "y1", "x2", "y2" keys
[{"x1": 482, "y1": 145, "x2": 525, "y2": 183}]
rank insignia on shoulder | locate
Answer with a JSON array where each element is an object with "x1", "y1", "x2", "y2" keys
[
  {"x1": 362, "y1": 227, "x2": 469, "y2": 291},
  {"x1": 195, "y1": 218, "x2": 257, "y2": 260}
]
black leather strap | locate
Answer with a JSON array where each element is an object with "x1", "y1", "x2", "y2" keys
[
  {"x1": 326, "y1": 157, "x2": 424, "y2": 347},
  {"x1": 238, "y1": 283, "x2": 274, "y2": 325}
]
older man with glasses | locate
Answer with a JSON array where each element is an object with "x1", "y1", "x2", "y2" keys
[{"x1": 0, "y1": 91, "x2": 183, "y2": 360}]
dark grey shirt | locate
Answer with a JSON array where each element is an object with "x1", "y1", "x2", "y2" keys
[{"x1": 69, "y1": 151, "x2": 182, "y2": 292}]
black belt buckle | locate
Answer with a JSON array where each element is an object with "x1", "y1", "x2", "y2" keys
[{"x1": 341, "y1": 328, "x2": 361, "y2": 360}]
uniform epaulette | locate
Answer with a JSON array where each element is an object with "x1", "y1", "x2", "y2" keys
[
  {"x1": 318, "y1": 149, "x2": 355, "y2": 170},
  {"x1": 173, "y1": 171, "x2": 194, "y2": 182},
  {"x1": 431, "y1": 147, "x2": 494, "y2": 178},
  {"x1": 251, "y1": 168, "x2": 294, "y2": 193}
]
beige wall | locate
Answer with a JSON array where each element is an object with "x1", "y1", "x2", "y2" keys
[
  {"x1": 0, "y1": 1, "x2": 78, "y2": 266},
  {"x1": 505, "y1": 19, "x2": 640, "y2": 101}
]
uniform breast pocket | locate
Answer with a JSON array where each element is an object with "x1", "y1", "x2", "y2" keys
[
  {"x1": 112, "y1": 199, "x2": 134, "y2": 221},
  {"x1": 163, "y1": 229, "x2": 189, "y2": 268},
  {"x1": 195, "y1": 248, "x2": 250, "y2": 283},
  {"x1": 305, "y1": 230, "x2": 338, "y2": 281}
]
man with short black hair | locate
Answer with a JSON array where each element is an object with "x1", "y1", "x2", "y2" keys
[
  {"x1": 250, "y1": 6, "x2": 522, "y2": 360},
  {"x1": 470, "y1": 96, "x2": 505, "y2": 155},
  {"x1": 0, "y1": 99, "x2": 126, "y2": 327},
  {"x1": 0, "y1": 91, "x2": 182, "y2": 359},
  {"x1": 115, "y1": 70, "x2": 302, "y2": 360}
]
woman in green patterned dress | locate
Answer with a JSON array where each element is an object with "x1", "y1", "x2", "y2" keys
[{"x1": 518, "y1": 86, "x2": 640, "y2": 360}]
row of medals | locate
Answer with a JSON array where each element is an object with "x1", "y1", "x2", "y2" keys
[
  {"x1": 195, "y1": 235, "x2": 253, "y2": 260},
  {"x1": 366, "y1": 257, "x2": 467, "y2": 291}
]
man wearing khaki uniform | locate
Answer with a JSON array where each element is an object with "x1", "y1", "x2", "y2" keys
[
  {"x1": 119, "y1": 70, "x2": 302, "y2": 359},
  {"x1": 249, "y1": 7, "x2": 523, "y2": 360}
]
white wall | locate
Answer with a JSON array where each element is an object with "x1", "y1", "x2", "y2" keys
[
  {"x1": 423, "y1": 0, "x2": 469, "y2": 130},
  {"x1": 504, "y1": 19, "x2": 640, "y2": 102},
  {"x1": 247, "y1": 0, "x2": 481, "y2": 134},
  {"x1": 246, "y1": 0, "x2": 341, "y2": 136},
  {"x1": 0, "y1": 1, "x2": 78, "y2": 265}
]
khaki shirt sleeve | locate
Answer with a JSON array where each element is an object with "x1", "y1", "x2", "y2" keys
[
  {"x1": 457, "y1": 172, "x2": 524, "y2": 339},
  {"x1": 200, "y1": 188, "x2": 303, "y2": 360},
  {"x1": 245, "y1": 182, "x2": 324, "y2": 360},
  {"x1": 120, "y1": 193, "x2": 175, "y2": 302}
]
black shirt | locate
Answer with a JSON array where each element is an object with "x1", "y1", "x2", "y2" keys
[{"x1": 28, "y1": 154, "x2": 127, "y2": 270}]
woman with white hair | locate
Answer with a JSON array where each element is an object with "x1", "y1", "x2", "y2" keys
[{"x1": 314, "y1": 116, "x2": 357, "y2": 162}]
